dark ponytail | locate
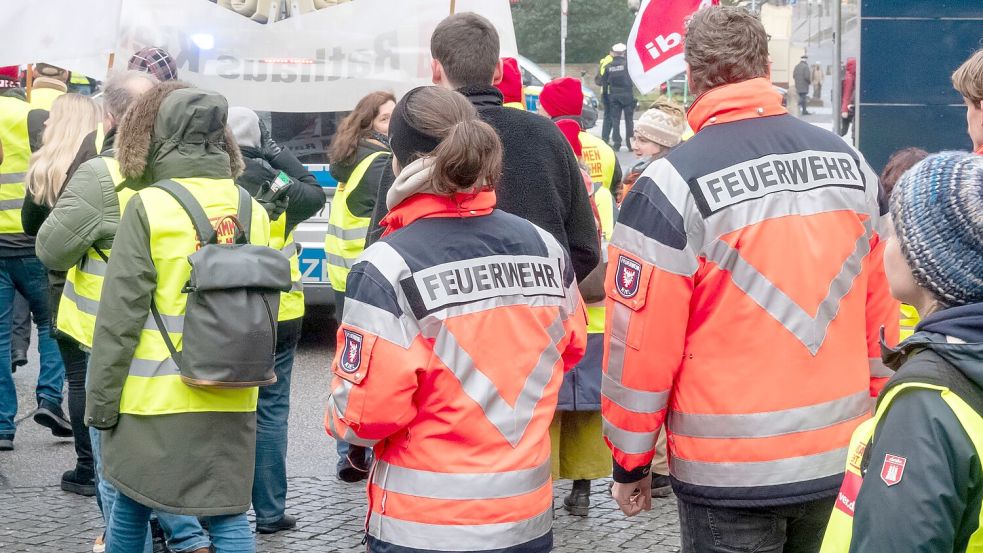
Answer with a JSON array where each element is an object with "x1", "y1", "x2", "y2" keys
[{"x1": 395, "y1": 87, "x2": 502, "y2": 193}]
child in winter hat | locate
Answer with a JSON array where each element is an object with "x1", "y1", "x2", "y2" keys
[{"x1": 633, "y1": 98, "x2": 686, "y2": 151}]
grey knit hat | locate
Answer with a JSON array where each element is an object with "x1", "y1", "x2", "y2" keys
[{"x1": 891, "y1": 151, "x2": 983, "y2": 307}]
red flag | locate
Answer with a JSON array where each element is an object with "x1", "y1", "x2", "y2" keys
[{"x1": 627, "y1": 0, "x2": 715, "y2": 93}]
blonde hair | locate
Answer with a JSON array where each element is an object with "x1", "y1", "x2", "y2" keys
[
  {"x1": 26, "y1": 94, "x2": 102, "y2": 207},
  {"x1": 952, "y1": 48, "x2": 983, "y2": 108}
]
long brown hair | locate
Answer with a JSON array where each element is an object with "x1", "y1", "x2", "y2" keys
[
  {"x1": 328, "y1": 91, "x2": 396, "y2": 166},
  {"x1": 402, "y1": 87, "x2": 502, "y2": 194}
]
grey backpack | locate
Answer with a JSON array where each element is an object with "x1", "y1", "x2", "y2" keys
[{"x1": 151, "y1": 180, "x2": 292, "y2": 388}]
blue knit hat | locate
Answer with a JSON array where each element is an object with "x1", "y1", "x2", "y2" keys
[{"x1": 891, "y1": 151, "x2": 983, "y2": 307}]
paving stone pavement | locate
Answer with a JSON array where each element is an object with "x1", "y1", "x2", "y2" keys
[{"x1": 0, "y1": 478, "x2": 681, "y2": 552}]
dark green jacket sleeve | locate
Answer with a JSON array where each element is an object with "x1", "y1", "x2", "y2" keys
[
  {"x1": 850, "y1": 389, "x2": 983, "y2": 553},
  {"x1": 85, "y1": 195, "x2": 157, "y2": 429}
]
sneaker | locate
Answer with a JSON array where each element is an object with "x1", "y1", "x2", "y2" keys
[
  {"x1": 651, "y1": 473, "x2": 673, "y2": 498},
  {"x1": 61, "y1": 468, "x2": 97, "y2": 497},
  {"x1": 0, "y1": 435, "x2": 12, "y2": 451},
  {"x1": 92, "y1": 533, "x2": 105, "y2": 553},
  {"x1": 11, "y1": 349, "x2": 26, "y2": 374},
  {"x1": 256, "y1": 514, "x2": 297, "y2": 535},
  {"x1": 34, "y1": 399, "x2": 73, "y2": 438}
]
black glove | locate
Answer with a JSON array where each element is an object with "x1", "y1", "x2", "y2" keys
[{"x1": 257, "y1": 117, "x2": 283, "y2": 159}]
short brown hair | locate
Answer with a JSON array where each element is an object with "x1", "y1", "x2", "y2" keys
[
  {"x1": 684, "y1": 7, "x2": 770, "y2": 96},
  {"x1": 880, "y1": 147, "x2": 928, "y2": 198},
  {"x1": 402, "y1": 87, "x2": 502, "y2": 193},
  {"x1": 431, "y1": 13, "x2": 500, "y2": 88},
  {"x1": 952, "y1": 48, "x2": 983, "y2": 108}
]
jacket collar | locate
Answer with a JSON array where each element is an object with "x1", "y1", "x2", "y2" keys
[
  {"x1": 457, "y1": 85, "x2": 504, "y2": 108},
  {"x1": 380, "y1": 190, "x2": 496, "y2": 237},
  {"x1": 686, "y1": 77, "x2": 787, "y2": 133}
]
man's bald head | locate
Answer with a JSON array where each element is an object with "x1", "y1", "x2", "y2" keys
[{"x1": 102, "y1": 70, "x2": 158, "y2": 128}]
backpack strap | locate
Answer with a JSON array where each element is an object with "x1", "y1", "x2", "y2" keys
[
  {"x1": 152, "y1": 180, "x2": 217, "y2": 246},
  {"x1": 236, "y1": 185, "x2": 252, "y2": 244}
]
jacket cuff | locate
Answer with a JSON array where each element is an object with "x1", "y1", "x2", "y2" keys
[
  {"x1": 85, "y1": 407, "x2": 118, "y2": 430},
  {"x1": 613, "y1": 459, "x2": 650, "y2": 484}
]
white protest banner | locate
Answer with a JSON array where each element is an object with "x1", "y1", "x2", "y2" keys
[
  {"x1": 0, "y1": 0, "x2": 120, "y2": 71},
  {"x1": 626, "y1": 0, "x2": 715, "y2": 93},
  {"x1": 114, "y1": 0, "x2": 518, "y2": 112}
]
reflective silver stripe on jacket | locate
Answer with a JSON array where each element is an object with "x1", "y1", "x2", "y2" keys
[
  {"x1": 372, "y1": 459, "x2": 551, "y2": 500},
  {"x1": 142, "y1": 310, "x2": 185, "y2": 333},
  {"x1": 78, "y1": 255, "x2": 108, "y2": 277},
  {"x1": 609, "y1": 224, "x2": 699, "y2": 277},
  {"x1": 0, "y1": 198, "x2": 23, "y2": 211},
  {"x1": 0, "y1": 172, "x2": 26, "y2": 185},
  {"x1": 670, "y1": 447, "x2": 849, "y2": 488},
  {"x1": 326, "y1": 223, "x2": 369, "y2": 241},
  {"x1": 280, "y1": 242, "x2": 298, "y2": 256},
  {"x1": 601, "y1": 373, "x2": 668, "y2": 414},
  {"x1": 869, "y1": 357, "x2": 893, "y2": 378},
  {"x1": 289, "y1": 280, "x2": 303, "y2": 293},
  {"x1": 368, "y1": 509, "x2": 552, "y2": 552},
  {"x1": 604, "y1": 302, "x2": 632, "y2": 382},
  {"x1": 602, "y1": 415, "x2": 659, "y2": 455},
  {"x1": 703, "y1": 218, "x2": 873, "y2": 355},
  {"x1": 325, "y1": 394, "x2": 379, "y2": 447},
  {"x1": 326, "y1": 252, "x2": 357, "y2": 270},
  {"x1": 127, "y1": 357, "x2": 181, "y2": 378},
  {"x1": 667, "y1": 390, "x2": 871, "y2": 439},
  {"x1": 427, "y1": 313, "x2": 566, "y2": 447}
]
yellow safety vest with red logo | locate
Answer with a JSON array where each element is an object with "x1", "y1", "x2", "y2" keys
[
  {"x1": 580, "y1": 131, "x2": 617, "y2": 191},
  {"x1": 820, "y1": 379, "x2": 983, "y2": 552}
]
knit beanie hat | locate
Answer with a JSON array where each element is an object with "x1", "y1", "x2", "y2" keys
[
  {"x1": 128, "y1": 47, "x2": 178, "y2": 82},
  {"x1": 635, "y1": 99, "x2": 686, "y2": 148},
  {"x1": 496, "y1": 57, "x2": 524, "y2": 106},
  {"x1": 555, "y1": 119, "x2": 582, "y2": 158},
  {"x1": 227, "y1": 107, "x2": 261, "y2": 149},
  {"x1": 891, "y1": 151, "x2": 983, "y2": 307},
  {"x1": 540, "y1": 77, "x2": 583, "y2": 118}
]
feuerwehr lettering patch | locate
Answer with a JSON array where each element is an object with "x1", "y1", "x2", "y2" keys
[
  {"x1": 616, "y1": 255, "x2": 642, "y2": 299},
  {"x1": 340, "y1": 329, "x2": 363, "y2": 374},
  {"x1": 880, "y1": 454, "x2": 906, "y2": 486}
]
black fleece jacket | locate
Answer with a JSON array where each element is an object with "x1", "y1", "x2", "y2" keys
[
  {"x1": 849, "y1": 304, "x2": 983, "y2": 552},
  {"x1": 236, "y1": 145, "x2": 326, "y2": 235},
  {"x1": 367, "y1": 86, "x2": 599, "y2": 282}
]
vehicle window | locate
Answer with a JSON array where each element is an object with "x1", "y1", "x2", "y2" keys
[{"x1": 522, "y1": 68, "x2": 542, "y2": 88}]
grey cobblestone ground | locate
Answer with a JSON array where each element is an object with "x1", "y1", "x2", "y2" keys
[{"x1": 0, "y1": 479, "x2": 680, "y2": 552}]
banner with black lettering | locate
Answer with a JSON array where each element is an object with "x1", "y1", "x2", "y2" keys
[
  {"x1": 626, "y1": 0, "x2": 716, "y2": 93},
  {"x1": 0, "y1": 0, "x2": 120, "y2": 70},
  {"x1": 113, "y1": 0, "x2": 518, "y2": 112}
]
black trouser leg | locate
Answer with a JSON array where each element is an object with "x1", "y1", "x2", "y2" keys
[
  {"x1": 11, "y1": 292, "x2": 30, "y2": 355},
  {"x1": 601, "y1": 96, "x2": 613, "y2": 143},
  {"x1": 610, "y1": 99, "x2": 624, "y2": 149},
  {"x1": 622, "y1": 101, "x2": 635, "y2": 150},
  {"x1": 58, "y1": 335, "x2": 92, "y2": 474}
]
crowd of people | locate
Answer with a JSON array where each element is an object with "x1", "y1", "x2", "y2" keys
[{"x1": 1, "y1": 5, "x2": 982, "y2": 553}]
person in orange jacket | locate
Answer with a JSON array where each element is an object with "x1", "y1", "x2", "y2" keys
[
  {"x1": 601, "y1": 7, "x2": 898, "y2": 552},
  {"x1": 324, "y1": 85, "x2": 588, "y2": 553}
]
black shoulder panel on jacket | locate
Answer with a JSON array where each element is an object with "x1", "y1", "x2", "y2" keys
[{"x1": 618, "y1": 176, "x2": 687, "y2": 250}]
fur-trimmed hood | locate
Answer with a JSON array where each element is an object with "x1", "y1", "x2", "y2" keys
[{"x1": 115, "y1": 82, "x2": 243, "y2": 184}]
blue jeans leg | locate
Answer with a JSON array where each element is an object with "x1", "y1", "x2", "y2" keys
[
  {"x1": 252, "y1": 318, "x2": 301, "y2": 524},
  {"x1": 157, "y1": 511, "x2": 210, "y2": 553},
  {"x1": 0, "y1": 261, "x2": 17, "y2": 437},
  {"x1": 91, "y1": 428, "x2": 152, "y2": 553},
  {"x1": 106, "y1": 492, "x2": 152, "y2": 553},
  {"x1": 11, "y1": 257, "x2": 65, "y2": 405},
  {"x1": 202, "y1": 513, "x2": 255, "y2": 553}
]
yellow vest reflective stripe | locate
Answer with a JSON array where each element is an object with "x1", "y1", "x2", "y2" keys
[
  {"x1": 57, "y1": 158, "x2": 133, "y2": 347},
  {"x1": 0, "y1": 97, "x2": 32, "y2": 236},
  {"x1": 820, "y1": 381, "x2": 983, "y2": 552},
  {"x1": 270, "y1": 213, "x2": 304, "y2": 321},
  {"x1": 324, "y1": 151, "x2": 384, "y2": 292},
  {"x1": 587, "y1": 185, "x2": 615, "y2": 334},
  {"x1": 119, "y1": 178, "x2": 263, "y2": 415},
  {"x1": 899, "y1": 304, "x2": 919, "y2": 341},
  {"x1": 580, "y1": 131, "x2": 616, "y2": 190},
  {"x1": 29, "y1": 87, "x2": 64, "y2": 112}
]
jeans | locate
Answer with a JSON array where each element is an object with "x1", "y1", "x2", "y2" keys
[
  {"x1": 0, "y1": 256, "x2": 65, "y2": 437},
  {"x1": 60, "y1": 337, "x2": 92, "y2": 473},
  {"x1": 677, "y1": 496, "x2": 836, "y2": 553},
  {"x1": 108, "y1": 493, "x2": 254, "y2": 553},
  {"x1": 11, "y1": 292, "x2": 30, "y2": 354},
  {"x1": 609, "y1": 94, "x2": 636, "y2": 149},
  {"x1": 252, "y1": 317, "x2": 301, "y2": 524},
  {"x1": 91, "y1": 428, "x2": 211, "y2": 553}
]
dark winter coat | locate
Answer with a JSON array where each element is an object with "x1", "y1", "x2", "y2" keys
[
  {"x1": 850, "y1": 303, "x2": 983, "y2": 552},
  {"x1": 236, "y1": 144, "x2": 325, "y2": 235},
  {"x1": 557, "y1": 333, "x2": 603, "y2": 411},
  {"x1": 367, "y1": 86, "x2": 600, "y2": 283},
  {"x1": 793, "y1": 61, "x2": 812, "y2": 94},
  {"x1": 601, "y1": 55, "x2": 634, "y2": 99}
]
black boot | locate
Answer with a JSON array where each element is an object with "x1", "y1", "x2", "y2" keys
[
  {"x1": 563, "y1": 479, "x2": 591, "y2": 516},
  {"x1": 34, "y1": 399, "x2": 73, "y2": 438},
  {"x1": 61, "y1": 467, "x2": 96, "y2": 497}
]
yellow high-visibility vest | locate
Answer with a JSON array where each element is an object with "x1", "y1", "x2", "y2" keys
[
  {"x1": 29, "y1": 87, "x2": 64, "y2": 112},
  {"x1": 820, "y1": 378, "x2": 983, "y2": 552},
  {"x1": 270, "y1": 213, "x2": 304, "y2": 321},
  {"x1": 118, "y1": 178, "x2": 267, "y2": 415},
  {"x1": 586, "y1": 185, "x2": 615, "y2": 334},
  {"x1": 58, "y1": 157, "x2": 135, "y2": 348},
  {"x1": 0, "y1": 97, "x2": 33, "y2": 237},
  {"x1": 580, "y1": 131, "x2": 617, "y2": 190},
  {"x1": 324, "y1": 151, "x2": 384, "y2": 293}
]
